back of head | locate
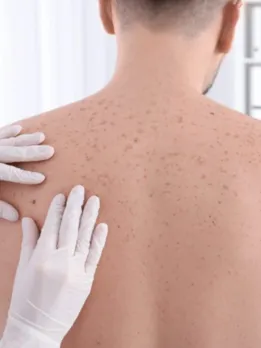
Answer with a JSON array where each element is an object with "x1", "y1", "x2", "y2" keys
[
  {"x1": 114, "y1": 0, "x2": 229, "y2": 35},
  {"x1": 99, "y1": 0, "x2": 242, "y2": 94}
]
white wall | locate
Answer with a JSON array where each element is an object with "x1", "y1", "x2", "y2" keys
[
  {"x1": 208, "y1": 52, "x2": 236, "y2": 109},
  {"x1": 208, "y1": 15, "x2": 244, "y2": 112}
]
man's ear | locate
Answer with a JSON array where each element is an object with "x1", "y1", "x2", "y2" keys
[
  {"x1": 99, "y1": 0, "x2": 115, "y2": 34},
  {"x1": 217, "y1": 0, "x2": 242, "y2": 54}
]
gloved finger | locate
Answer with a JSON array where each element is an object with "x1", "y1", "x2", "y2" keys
[
  {"x1": 0, "y1": 163, "x2": 45, "y2": 184},
  {"x1": 75, "y1": 196, "x2": 100, "y2": 257},
  {"x1": 0, "y1": 132, "x2": 45, "y2": 147},
  {"x1": 0, "y1": 145, "x2": 54, "y2": 163},
  {"x1": 19, "y1": 218, "x2": 39, "y2": 268},
  {"x1": 85, "y1": 223, "x2": 108, "y2": 273},
  {"x1": 37, "y1": 194, "x2": 66, "y2": 250},
  {"x1": 0, "y1": 125, "x2": 22, "y2": 140},
  {"x1": 58, "y1": 186, "x2": 85, "y2": 254},
  {"x1": 0, "y1": 200, "x2": 19, "y2": 222}
]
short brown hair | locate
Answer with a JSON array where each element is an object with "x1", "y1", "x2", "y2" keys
[{"x1": 115, "y1": 0, "x2": 228, "y2": 34}]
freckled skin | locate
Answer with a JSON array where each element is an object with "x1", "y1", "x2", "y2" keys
[{"x1": 1, "y1": 85, "x2": 261, "y2": 348}]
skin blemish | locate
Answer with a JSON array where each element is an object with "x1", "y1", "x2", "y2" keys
[{"x1": 197, "y1": 156, "x2": 205, "y2": 165}]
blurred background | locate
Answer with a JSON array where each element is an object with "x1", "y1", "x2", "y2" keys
[{"x1": 0, "y1": 0, "x2": 260, "y2": 127}]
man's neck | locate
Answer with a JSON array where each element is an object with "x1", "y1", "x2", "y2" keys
[{"x1": 110, "y1": 28, "x2": 215, "y2": 95}]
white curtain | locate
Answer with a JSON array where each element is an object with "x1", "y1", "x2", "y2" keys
[{"x1": 0, "y1": 0, "x2": 117, "y2": 127}]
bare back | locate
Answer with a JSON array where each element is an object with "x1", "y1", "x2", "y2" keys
[{"x1": 1, "y1": 87, "x2": 261, "y2": 348}]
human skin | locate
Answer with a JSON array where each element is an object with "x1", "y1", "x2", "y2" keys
[
  {"x1": 1, "y1": 86, "x2": 261, "y2": 348},
  {"x1": 2, "y1": 1, "x2": 261, "y2": 347}
]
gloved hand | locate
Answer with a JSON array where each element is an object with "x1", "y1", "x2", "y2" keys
[
  {"x1": 0, "y1": 124, "x2": 54, "y2": 222},
  {"x1": 0, "y1": 185, "x2": 108, "y2": 348}
]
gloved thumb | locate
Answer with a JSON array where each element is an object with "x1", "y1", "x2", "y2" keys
[{"x1": 0, "y1": 200, "x2": 19, "y2": 222}]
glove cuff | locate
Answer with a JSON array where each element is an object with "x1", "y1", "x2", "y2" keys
[{"x1": 1, "y1": 317, "x2": 60, "y2": 348}]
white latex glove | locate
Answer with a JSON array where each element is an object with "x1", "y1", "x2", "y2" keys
[
  {"x1": 1, "y1": 185, "x2": 108, "y2": 348},
  {"x1": 0, "y1": 124, "x2": 54, "y2": 222}
]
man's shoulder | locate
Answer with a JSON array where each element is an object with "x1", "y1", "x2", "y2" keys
[
  {"x1": 205, "y1": 98, "x2": 261, "y2": 137},
  {"x1": 14, "y1": 93, "x2": 103, "y2": 134},
  {"x1": 16, "y1": 99, "x2": 85, "y2": 132},
  {"x1": 191, "y1": 97, "x2": 261, "y2": 169},
  {"x1": 208, "y1": 100, "x2": 261, "y2": 165}
]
